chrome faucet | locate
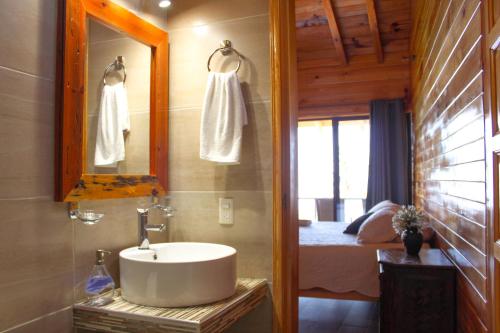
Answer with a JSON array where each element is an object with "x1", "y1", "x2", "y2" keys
[{"x1": 137, "y1": 197, "x2": 175, "y2": 250}]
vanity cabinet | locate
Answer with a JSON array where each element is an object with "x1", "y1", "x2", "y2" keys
[
  {"x1": 74, "y1": 278, "x2": 268, "y2": 333},
  {"x1": 377, "y1": 249, "x2": 456, "y2": 333}
]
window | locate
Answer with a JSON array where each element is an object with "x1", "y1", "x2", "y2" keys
[
  {"x1": 298, "y1": 120, "x2": 333, "y2": 220},
  {"x1": 338, "y1": 119, "x2": 370, "y2": 221},
  {"x1": 298, "y1": 118, "x2": 370, "y2": 222}
]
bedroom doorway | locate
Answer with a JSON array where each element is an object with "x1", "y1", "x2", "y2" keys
[
  {"x1": 297, "y1": 116, "x2": 378, "y2": 333},
  {"x1": 298, "y1": 117, "x2": 370, "y2": 222}
]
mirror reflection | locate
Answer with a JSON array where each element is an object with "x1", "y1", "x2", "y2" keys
[{"x1": 86, "y1": 18, "x2": 151, "y2": 174}]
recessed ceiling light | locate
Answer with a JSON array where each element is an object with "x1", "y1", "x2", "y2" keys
[{"x1": 158, "y1": 0, "x2": 171, "y2": 8}]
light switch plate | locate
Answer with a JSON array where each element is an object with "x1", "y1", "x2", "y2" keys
[{"x1": 219, "y1": 198, "x2": 234, "y2": 225}]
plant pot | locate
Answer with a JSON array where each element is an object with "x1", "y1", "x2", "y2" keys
[{"x1": 402, "y1": 229, "x2": 423, "y2": 256}]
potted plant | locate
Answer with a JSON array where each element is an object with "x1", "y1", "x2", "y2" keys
[{"x1": 392, "y1": 205, "x2": 426, "y2": 256}]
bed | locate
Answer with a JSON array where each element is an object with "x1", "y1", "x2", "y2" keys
[{"x1": 299, "y1": 221, "x2": 406, "y2": 300}]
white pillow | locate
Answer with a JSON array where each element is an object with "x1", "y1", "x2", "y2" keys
[
  {"x1": 357, "y1": 208, "x2": 398, "y2": 243},
  {"x1": 368, "y1": 200, "x2": 399, "y2": 213}
]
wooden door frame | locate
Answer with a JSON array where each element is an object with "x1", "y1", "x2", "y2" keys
[
  {"x1": 481, "y1": 0, "x2": 499, "y2": 332},
  {"x1": 270, "y1": 0, "x2": 299, "y2": 332}
]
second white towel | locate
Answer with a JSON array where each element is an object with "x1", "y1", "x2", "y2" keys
[{"x1": 200, "y1": 70, "x2": 247, "y2": 164}]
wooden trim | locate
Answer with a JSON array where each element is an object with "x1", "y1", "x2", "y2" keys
[
  {"x1": 66, "y1": 174, "x2": 165, "y2": 201},
  {"x1": 332, "y1": 120, "x2": 339, "y2": 220},
  {"x1": 486, "y1": 20, "x2": 500, "y2": 51},
  {"x1": 298, "y1": 104, "x2": 370, "y2": 120},
  {"x1": 481, "y1": 1, "x2": 499, "y2": 331},
  {"x1": 322, "y1": 0, "x2": 347, "y2": 65},
  {"x1": 270, "y1": 0, "x2": 299, "y2": 332},
  {"x1": 83, "y1": 0, "x2": 165, "y2": 45},
  {"x1": 55, "y1": 0, "x2": 66, "y2": 201},
  {"x1": 494, "y1": 240, "x2": 500, "y2": 261},
  {"x1": 57, "y1": 0, "x2": 86, "y2": 201},
  {"x1": 150, "y1": 34, "x2": 169, "y2": 191},
  {"x1": 366, "y1": 0, "x2": 383, "y2": 63},
  {"x1": 298, "y1": 288, "x2": 378, "y2": 302},
  {"x1": 55, "y1": 0, "x2": 169, "y2": 202}
]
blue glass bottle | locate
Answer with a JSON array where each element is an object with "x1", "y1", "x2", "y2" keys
[{"x1": 85, "y1": 250, "x2": 115, "y2": 306}]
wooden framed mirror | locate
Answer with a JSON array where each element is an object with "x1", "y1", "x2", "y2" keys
[{"x1": 55, "y1": 0, "x2": 168, "y2": 202}]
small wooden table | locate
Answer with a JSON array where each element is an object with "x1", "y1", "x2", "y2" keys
[{"x1": 377, "y1": 249, "x2": 456, "y2": 333}]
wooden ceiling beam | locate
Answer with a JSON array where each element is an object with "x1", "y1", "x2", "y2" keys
[
  {"x1": 322, "y1": 0, "x2": 347, "y2": 64},
  {"x1": 366, "y1": 0, "x2": 384, "y2": 63}
]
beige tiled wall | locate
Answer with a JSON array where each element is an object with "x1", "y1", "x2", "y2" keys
[
  {"x1": 0, "y1": 1, "x2": 166, "y2": 332},
  {"x1": 166, "y1": 1, "x2": 272, "y2": 332},
  {"x1": 0, "y1": 0, "x2": 271, "y2": 331}
]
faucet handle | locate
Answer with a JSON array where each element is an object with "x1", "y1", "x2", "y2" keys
[
  {"x1": 139, "y1": 238, "x2": 150, "y2": 250},
  {"x1": 144, "y1": 224, "x2": 166, "y2": 232}
]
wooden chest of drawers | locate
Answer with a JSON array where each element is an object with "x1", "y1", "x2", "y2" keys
[{"x1": 377, "y1": 249, "x2": 456, "y2": 333}]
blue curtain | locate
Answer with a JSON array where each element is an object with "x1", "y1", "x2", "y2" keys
[{"x1": 365, "y1": 99, "x2": 411, "y2": 210}]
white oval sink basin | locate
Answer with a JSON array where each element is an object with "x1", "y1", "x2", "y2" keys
[{"x1": 119, "y1": 242, "x2": 237, "y2": 307}]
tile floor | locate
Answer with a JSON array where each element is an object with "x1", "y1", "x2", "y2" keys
[{"x1": 299, "y1": 297, "x2": 379, "y2": 333}]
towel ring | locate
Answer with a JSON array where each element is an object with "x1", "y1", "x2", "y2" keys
[
  {"x1": 207, "y1": 40, "x2": 242, "y2": 73},
  {"x1": 103, "y1": 56, "x2": 127, "y2": 85}
]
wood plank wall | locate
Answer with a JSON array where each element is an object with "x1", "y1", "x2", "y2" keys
[
  {"x1": 298, "y1": 51, "x2": 410, "y2": 116},
  {"x1": 411, "y1": 0, "x2": 490, "y2": 332}
]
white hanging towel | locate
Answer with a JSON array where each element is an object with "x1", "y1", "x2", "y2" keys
[
  {"x1": 200, "y1": 70, "x2": 247, "y2": 164},
  {"x1": 94, "y1": 82, "x2": 130, "y2": 167}
]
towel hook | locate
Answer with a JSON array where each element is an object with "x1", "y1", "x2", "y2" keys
[
  {"x1": 103, "y1": 56, "x2": 127, "y2": 85},
  {"x1": 207, "y1": 40, "x2": 242, "y2": 73}
]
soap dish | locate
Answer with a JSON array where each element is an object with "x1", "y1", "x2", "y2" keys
[
  {"x1": 76, "y1": 210, "x2": 104, "y2": 225},
  {"x1": 68, "y1": 203, "x2": 105, "y2": 225}
]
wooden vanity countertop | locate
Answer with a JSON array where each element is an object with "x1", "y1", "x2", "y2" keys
[{"x1": 74, "y1": 278, "x2": 268, "y2": 333}]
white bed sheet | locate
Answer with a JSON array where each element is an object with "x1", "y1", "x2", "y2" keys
[{"x1": 299, "y1": 221, "x2": 404, "y2": 298}]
